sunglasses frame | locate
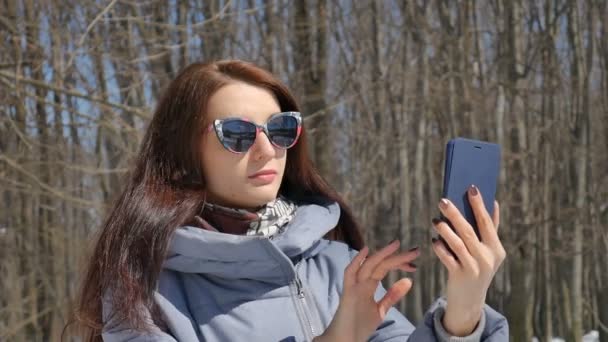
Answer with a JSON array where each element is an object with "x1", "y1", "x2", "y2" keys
[{"x1": 206, "y1": 111, "x2": 303, "y2": 154}]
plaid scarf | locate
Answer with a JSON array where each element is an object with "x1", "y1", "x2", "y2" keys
[{"x1": 195, "y1": 194, "x2": 297, "y2": 239}]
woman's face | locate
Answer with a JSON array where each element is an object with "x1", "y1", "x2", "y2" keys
[{"x1": 200, "y1": 81, "x2": 287, "y2": 210}]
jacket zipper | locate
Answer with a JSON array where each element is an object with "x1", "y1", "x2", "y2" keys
[{"x1": 293, "y1": 262, "x2": 318, "y2": 340}]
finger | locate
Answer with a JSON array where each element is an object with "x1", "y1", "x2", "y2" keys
[
  {"x1": 493, "y1": 200, "x2": 500, "y2": 231},
  {"x1": 398, "y1": 263, "x2": 418, "y2": 273},
  {"x1": 357, "y1": 240, "x2": 401, "y2": 281},
  {"x1": 438, "y1": 198, "x2": 482, "y2": 255},
  {"x1": 467, "y1": 185, "x2": 499, "y2": 245},
  {"x1": 431, "y1": 238, "x2": 460, "y2": 271},
  {"x1": 432, "y1": 218, "x2": 477, "y2": 270},
  {"x1": 369, "y1": 248, "x2": 420, "y2": 281},
  {"x1": 344, "y1": 246, "x2": 369, "y2": 287},
  {"x1": 377, "y1": 278, "x2": 412, "y2": 318}
]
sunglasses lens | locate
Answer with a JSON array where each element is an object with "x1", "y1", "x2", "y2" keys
[
  {"x1": 267, "y1": 115, "x2": 299, "y2": 148},
  {"x1": 221, "y1": 120, "x2": 257, "y2": 152}
]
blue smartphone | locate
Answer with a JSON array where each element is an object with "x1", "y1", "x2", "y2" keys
[{"x1": 439, "y1": 138, "x2": 501, "y2": 245}]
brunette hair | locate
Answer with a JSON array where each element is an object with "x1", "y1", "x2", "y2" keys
[{"x1": 67, "y1": 60, "x2": 364, "y2": 341}]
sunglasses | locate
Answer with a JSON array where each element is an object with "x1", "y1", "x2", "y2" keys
[{"x1": 206, "y1": 111, "x2": 302, "y2": 154}]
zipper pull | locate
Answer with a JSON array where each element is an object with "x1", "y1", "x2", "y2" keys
[{"x1": 295, "y1": 275, "x2": 305, "y2": 298}]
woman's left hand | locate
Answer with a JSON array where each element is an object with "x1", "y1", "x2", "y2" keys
[{"x1": 431, "y1": 184, "x2": 506, "y2": 337}]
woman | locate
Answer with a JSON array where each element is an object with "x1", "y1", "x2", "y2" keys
[{"x1": 73, "y1": 60, "x2": 509, "y2": 341}]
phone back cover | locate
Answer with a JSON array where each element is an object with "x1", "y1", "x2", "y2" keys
[{"x1": 442, "y1": 138, "x2": 501, "y2": 237}]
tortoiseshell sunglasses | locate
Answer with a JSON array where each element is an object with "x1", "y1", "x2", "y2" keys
[{"x1": 206, "y1": 111, "x2": 302, "y2": 154}]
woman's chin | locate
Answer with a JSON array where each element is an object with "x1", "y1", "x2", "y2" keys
[{"x1": 242, "y1": 188, "x2": 279, "y2": 208}]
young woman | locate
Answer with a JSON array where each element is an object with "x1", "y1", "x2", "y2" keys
[{"x1": 74, "y1": 60, "x2": 509, "y2": 341}]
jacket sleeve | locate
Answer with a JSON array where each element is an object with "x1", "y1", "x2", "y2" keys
[
  {"x1": 101, "y1": 290, "x2": 178, "y2": 342},
  {"x1": 366, "y1": 282, "x2": 509, "y2": 342}
]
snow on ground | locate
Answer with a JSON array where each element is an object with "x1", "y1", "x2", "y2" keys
[{"x1": 531, "y1": 330, "x2": 599, "y2": 342}]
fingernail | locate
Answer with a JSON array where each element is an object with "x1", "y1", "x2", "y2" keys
[
  {"x1": 408, "y1": 262, "x2": 417, "y2": 268},
  {"x1": 408, "y1": 246, "x2": 419, "y2": 252},
  {"x1": 469, "y1": 184, "x2": 479, "y2": 196},
  {"x1": 432, "y1": 217, "x2": 441, "y2": 225},
  {"x1": 439, "y1": 198, "x2": 449, "y2": 210}
]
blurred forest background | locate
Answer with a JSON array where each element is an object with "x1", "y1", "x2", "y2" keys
[{"x1": 0, "y1": 0, "x2": 607, "y2": 341}]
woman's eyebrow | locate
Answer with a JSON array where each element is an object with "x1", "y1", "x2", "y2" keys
[{"x1": 218, "y1": 111, "x2": 282, "y2": 123}]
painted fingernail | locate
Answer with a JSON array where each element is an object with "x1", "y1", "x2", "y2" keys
[
  {"x1": 469, "y1": 184, "x2": 479, "y2": 196},
  {"x1": 432, "y1": 217, "x2": 441, "y2": 225},
  {"x1": 439, "y1": 198, "x2": 449, "y2": 210},
  {"x1": 408, "y1": 246, "x2": 419, "y2": 252}
]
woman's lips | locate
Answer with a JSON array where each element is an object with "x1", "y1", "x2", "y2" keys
[{"x1": 248, "y1": 170, "x2": 277, "y2": 184}]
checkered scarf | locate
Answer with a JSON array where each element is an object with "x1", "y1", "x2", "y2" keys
[{"x1": 201, "y1": 194, "x2": 297, "y2": 239}]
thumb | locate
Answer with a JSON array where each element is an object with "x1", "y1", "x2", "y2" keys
[{"x1": 377, "y1": 278, "x2": 412, "y2": 317}]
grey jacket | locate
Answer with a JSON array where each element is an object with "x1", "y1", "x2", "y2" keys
[{"x1": 102, "y1": 197, "x2": 509, "y2": 341}]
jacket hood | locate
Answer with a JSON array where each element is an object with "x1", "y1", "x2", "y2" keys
[{"x1": 162, "y1": 196, "x2": 340, "y2": 283}]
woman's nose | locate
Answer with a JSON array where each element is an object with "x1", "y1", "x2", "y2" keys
[{"x1": 250, "y1": 129, "x2": 275, "y2": 158}]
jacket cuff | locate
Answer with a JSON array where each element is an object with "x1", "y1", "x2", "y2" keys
[{"x1": 432, "y1": 305, "x2": 486, "y2": 342}]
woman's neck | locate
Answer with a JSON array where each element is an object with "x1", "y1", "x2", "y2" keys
[{"x1": 199, "y1": 202, "x2": 260, "y2": 235}]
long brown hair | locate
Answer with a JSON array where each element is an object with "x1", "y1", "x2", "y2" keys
[{"x1": 68, "y1": 60, "x2": 364, "y2": 341}]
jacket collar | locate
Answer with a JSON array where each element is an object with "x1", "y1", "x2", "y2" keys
[{"x1": 163, "y1": 197, "x2": 340, "y2": 284}]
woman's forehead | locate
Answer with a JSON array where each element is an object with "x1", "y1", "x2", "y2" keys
[{"x1": 207, "y1": 82, "x2": 281, "y2": 123}]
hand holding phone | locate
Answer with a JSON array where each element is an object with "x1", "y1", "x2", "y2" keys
[{"x1": 431, "y1": 138, "x2": 507, "y2": 336}]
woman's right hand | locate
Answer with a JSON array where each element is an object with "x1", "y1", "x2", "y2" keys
[{"x1": 314, "y1": 240, "x2": 420, "y2": 342}]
